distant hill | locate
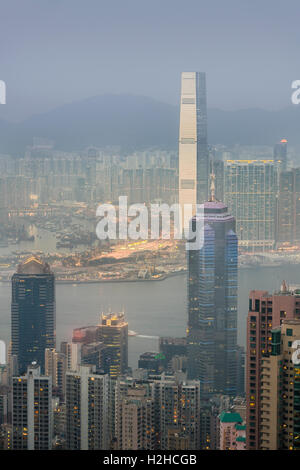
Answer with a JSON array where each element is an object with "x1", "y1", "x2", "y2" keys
[{"x1": 0, "y1": 94, "x2": 299, "y2": 155}]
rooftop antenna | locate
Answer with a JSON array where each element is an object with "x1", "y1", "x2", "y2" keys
[{"x1": 209, "y1": 171, "x2": 216, "y2": 202}]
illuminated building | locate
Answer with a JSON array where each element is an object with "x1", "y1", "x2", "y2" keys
[
  {"x1": 65, "y1": 365, "x2": 109, "y2": 450},
  {"x1": 246, "y1": 283, "x2": 300, "y2": 449},
  {"x1": 224, "y1": 160, "x2": 276, "y2": 252},
  {"x1": 178, "y1": 72, "x2": 209, "y2": 227},
  {"x1": 152, "y1": 373, "x2": 200, "y2": 450},
  {"x1": 186, "y1": 200, "x2": 238, "y2": 399},
  {"x1": 260, "y1": 321, "x2": 300, "y2": 450},
  {"x1": 97, "y1": 312, "x2": 128, "y2": 378},
  {"x1": 115, "y1": 381, "x2": 155, "y2": 450},
  {"x1": 12, "y1": 365, "x2": 52, "y2": 450},
  {"x1": 11, "y1": 256, "x2": 55, "y2": 374}
]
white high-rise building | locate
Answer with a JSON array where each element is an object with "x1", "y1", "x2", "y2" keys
[{"x1": 179, "y1": 72, "x2": 209, "y2": 230}]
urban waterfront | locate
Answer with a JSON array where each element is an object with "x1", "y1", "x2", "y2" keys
[{"x1": 1, "y1": 264, "x2": 300, "y2": 368}]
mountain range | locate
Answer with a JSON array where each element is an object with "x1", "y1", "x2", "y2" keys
[{"x1": 0, "y1": 94, "x2": 299, "y2": 155}]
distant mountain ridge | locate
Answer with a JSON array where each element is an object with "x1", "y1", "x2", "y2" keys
[{"x1": 0, "y1": 94, "x2": 299, "y2": 155}]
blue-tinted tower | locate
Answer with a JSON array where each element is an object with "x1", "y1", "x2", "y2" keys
[{"x1": 187, "y1": 201, "x2": 238, "y2": 400}]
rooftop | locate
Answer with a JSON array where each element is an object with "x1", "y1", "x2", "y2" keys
[{"x1": 219, "y1": 411, "x2": 243, "y2": 424}]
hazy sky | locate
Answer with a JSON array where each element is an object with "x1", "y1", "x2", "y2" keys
[{"x1": 0, "y1": 0, "x2": 299, "y2": 121}]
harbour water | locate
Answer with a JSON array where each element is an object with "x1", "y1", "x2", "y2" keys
[{"x1": 1, "y1": 264, "x2": 300, "y2": 368}]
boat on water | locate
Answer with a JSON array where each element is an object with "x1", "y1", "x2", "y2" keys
[{"x1": 128, "y1": 330, "x2": 138, "y2": 337}]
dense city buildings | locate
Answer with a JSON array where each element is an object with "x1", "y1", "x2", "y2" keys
[
  {"x1": 178, "y1": 72, "x2": 209, "y2": 226},
  {"x1": 246, "y1": 283, "x2": 300, "y2": 449},
  {"x1": 187, "y1": 200, "x2": 238, "y2": 400},
  {"x1": 11, "y1": 256, "x2": 56, "y2": 374},
  {"x1": 12, "y1": 365, "x2": 52, "y2": 450},
  {"x1": 224, "y1": 160, "x2": 277, "y2": 252}
]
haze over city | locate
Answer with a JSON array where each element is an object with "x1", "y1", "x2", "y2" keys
[
  {"x1": 1, "y1": 0, "x2": 300, "y2": 457},
  {"x1": 0, "y1": 0, "x2": 299, "y2": 122}
]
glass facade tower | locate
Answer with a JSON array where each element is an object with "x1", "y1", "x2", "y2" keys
[
  {"x1": 187, "y1": 202, "x2": 238, "y2": 400},
  {"x1": 11, "y1": 256, "x2": 56, "y2": 374}
]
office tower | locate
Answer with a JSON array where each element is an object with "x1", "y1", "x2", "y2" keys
[
  {"x1": 152, "y1": 374, "x2": 201, "y2": 450},
  {"x1": 224, "y1": 160, "x2": 276, "y2": 252},
  {"x1": 97, "y1": 312, "x2": 128, "y2": 378},
  {"x1": 65, "y1": 365, "x2": 109, "y2": 450},
  {"x1": 277, "y1": 168, "x2": 300, "y2": 245},
  {"x1": 12, "y1": 365, "x2": 52, "y2": 450},
  {"x1": 159, "y1": 337, "x2": 187, "y2": 370},
  {"x1": 81, "y1": 342, "x2": 107, "y2": 370},
  {"x1": 45, "y1": 349, "x2": 66, "y2": 400},
  {"x1": 138, "y1": 352, "x2": 164, "y2": 374},
  {"x1": 246, "y1": 283, "x2": 300, "y2": 449},
  {"x1": 115, "y1": 383, "x2": 155, "y2": 450},
  {"x1": 274, "y1": 139, "x2": 288, "y2": 171},
  {"x1": 218, "y1": 411, "x2": 246, "y2": 450},
  {"x1": 72, "y1": 325, "x2": 98, "y2": 344},
  {"x1": 11, "y1": 256, "x2": 55, "y2": 374},
  {"x1": 187, "y1": 200, "x2": 238, "y2": 400},
  {"x1": 178, "y1": 72, "x2": 209, "y2": 225},
  {"x1": 260, "y1": 320, "x2": 300, "y2": 450}
]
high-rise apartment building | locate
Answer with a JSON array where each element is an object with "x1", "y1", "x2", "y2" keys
[
  {"x1": 97, "y1": 312, "x2": 128, "y2": 378},
  {"x1": 218, "y1": 411, "x2": 246, "y2": 450},
  {"x1": 11, "y1": 256, "x2": 55, "y2": 374},
  {"x1": 12, "y1": 365, "x2": 52, "y2": 450},
  {"x1": 274, "y1": 139, "x2": 288, "y2": 172},
  {"x1": 152, "y1": 373, "x2": 201, "y2": 450},
  {"x1": 178, "y1": 72, "x2": 209, "y2": 227},
  {"x1": 224, "y1": 160, "x2": 276, "y2": 252},
  {"x1": 187, "y1": 201, "x2": 238, "y2": 400},
  {"x1": 45, "y1": 349, "x2": 66, "y2": 400},
  {"x1": 65, "y1": 365, "x2": 109, "y2": 450},
  {"x1": 246, "y1": 283, "x2": 300, "y2": 449},
  {"x1": 260, "y1": 320, "x2": 300, "y2": 450},
  {"x1": 114, "y1": 381, "x2": 155, "y2": 450}
]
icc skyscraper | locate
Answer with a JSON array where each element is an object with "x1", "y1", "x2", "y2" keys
[{"x1": 179, "y1": 72, "x2": 209, "y2": 225}]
